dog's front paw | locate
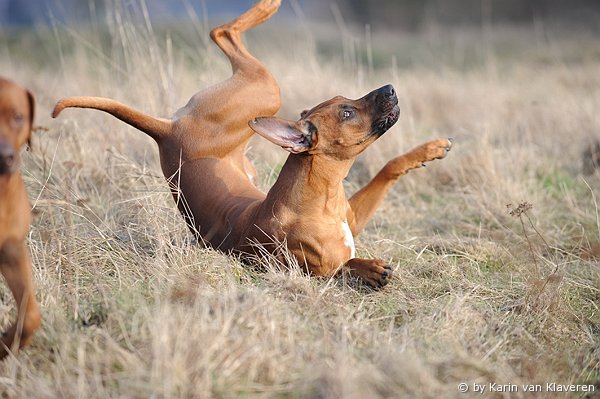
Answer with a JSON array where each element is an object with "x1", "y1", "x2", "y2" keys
[
  {"x1": 345, "y1": 258, "x2": 393, "y2": 289},
  {"x1": 418, "y1": 138, "x2": 453, "y2": 164}
]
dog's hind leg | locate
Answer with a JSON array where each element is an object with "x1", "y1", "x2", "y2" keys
[
  {"x1": 206, "y1": 0, "x2": 282, "y2": 117},
  {"x1": 347, "y1": 138, "x2": 453, "y2": 235},
  {"x1": 205, "y1": 0, "x2": 282, "y2": 176},
  {"x1": 210, "y1": 0, "x2": 282, "y2": 73}
]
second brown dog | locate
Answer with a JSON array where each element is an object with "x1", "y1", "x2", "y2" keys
[{"x1": 0, "y1": 77, "x2": 41, "y2": 359}]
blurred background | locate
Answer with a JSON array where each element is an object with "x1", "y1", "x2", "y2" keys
[{"x1": 2, "y1": 0, "x2": 599, "y2": 30}]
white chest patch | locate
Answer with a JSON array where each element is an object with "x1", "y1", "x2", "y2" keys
[{"x1": 341, "y1": 221, "x2": 356, "y2": 258}]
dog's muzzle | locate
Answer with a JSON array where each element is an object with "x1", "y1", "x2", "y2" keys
[
  {"x1": 369, "y1": 84, "x2": 400, "y2": 136},
  {"x1": 0, "y1": 140, "x2": 17, "y2": 175}
]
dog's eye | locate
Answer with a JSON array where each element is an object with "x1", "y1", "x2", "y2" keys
[
  {"x1": 341, "y1": 109, "x2": 354, "y2": 120},
  {"x1": 12, "y1": 112, "x2": 24, "y2": 127}
]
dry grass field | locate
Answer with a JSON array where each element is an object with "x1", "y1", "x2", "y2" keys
[{"x1": 1, "y1": 3, "x2": 599, "y2": 398}]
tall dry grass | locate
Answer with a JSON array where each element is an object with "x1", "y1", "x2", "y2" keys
[{"x1": 1, "y1": 2, "x2": 599, "y2": 398}]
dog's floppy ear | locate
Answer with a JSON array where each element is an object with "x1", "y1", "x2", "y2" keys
[
  {"x1": 26, "y1": 89, "x2": 35, "y2": 150},
  {"x1": 249, "y1": 117, "x2": 316, "y2": 154}
]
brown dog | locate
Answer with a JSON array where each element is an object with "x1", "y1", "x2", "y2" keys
[
  {"x1": 52, "y1": 0, "x2": 451, "y2": 288},
  {"x1": 0, "y1": 78, "x2": 41, "y2": 359},
  {"x1": 245, "y1": 88, "x2": 451, "y2": 286}
]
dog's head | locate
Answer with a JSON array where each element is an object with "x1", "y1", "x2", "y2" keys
[
  {"x1": 249, "y1": 84, "x2": 399, "y2": 160},
  {"x1": 0, "y1": 78, "x2": 35, "y2": 175}
]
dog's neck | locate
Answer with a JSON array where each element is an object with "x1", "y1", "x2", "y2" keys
[
  {"x1": 266, "y1": 154, "x2": 353, "y2": 215},
  {"x1": 0, "y1": 173, "x2": 20, "y2": 194},
  {"x1": 1, "y1": 172, "x2": 26, "y2": 201}
]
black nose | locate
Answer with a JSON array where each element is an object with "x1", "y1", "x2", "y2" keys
[
  {"x1": 0, "y1": 142, "x2": 15, "y2": 159},
  {"x1": 381, "y1": 84, "x2": 395, "y2": 98}
]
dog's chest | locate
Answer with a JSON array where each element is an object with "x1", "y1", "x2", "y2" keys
[
  {"x1": 340, "y1": 221, "x2": 356, "y2": 258},
  {"x1": 0, "y1": 238, "x2": 22, "y2": 265}
]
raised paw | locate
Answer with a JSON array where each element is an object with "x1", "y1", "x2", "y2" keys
[
  {"x1": 417, "y1": 138, "x2": 453, "y2": 164},
  {"x1": 382, "y1": 137, "x2": 453, "y2": 178},
  {"x1": 344, "y1": 258, "x2": 393, "y2": 289}
]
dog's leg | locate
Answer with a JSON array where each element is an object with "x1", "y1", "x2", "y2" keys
[
  {"x1": 347, "y1": 138, "x2": 452, "y2": 235},
  {"x1": 207, "y1": 0, "x2": 282, "y2": 177},
  {"x1": 341, "y1": 258, "x2": 393, "y2": 289},
  {"x1": 210, "y1": 0, "x2": 281, "y2": 72},
  {"x1": 0, "y1": 240, "x2": 41, "y2": 359},
  {"x1": 209, "y1": 0, "x2": 282, "y2": 98}
]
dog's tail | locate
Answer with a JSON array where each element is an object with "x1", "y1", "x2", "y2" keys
[{"x1": 52, "y1": 97, "x2": 172, "y2": 140}]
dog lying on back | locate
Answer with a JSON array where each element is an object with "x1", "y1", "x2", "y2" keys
[
  {"x1": 53, "y1": 0, "x2": 452, "y2": 288},
  {"x1": 0, "y1": 78, "x2": 41, "y2": 359}
]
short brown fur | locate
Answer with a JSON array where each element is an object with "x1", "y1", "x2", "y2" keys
[
  {"x1": 52, "y1": 0, "x2": 451, "y2": 288},
  {"x1": 0, "y1": 78, "x2": 41, "y2": 359}
]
